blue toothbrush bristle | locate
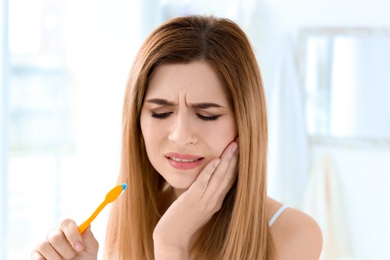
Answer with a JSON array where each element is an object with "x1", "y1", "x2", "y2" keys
[{"x1": 122, "y1": 183, "x2": 127, "y2": 190}]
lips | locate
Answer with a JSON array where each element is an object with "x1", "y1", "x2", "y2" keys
[
  {"x1": 170, "y1": 157, "x2": 201, "y2": 163},
  {"x1": 165, "y1": 153, "x2": 204, "y2": 170}
]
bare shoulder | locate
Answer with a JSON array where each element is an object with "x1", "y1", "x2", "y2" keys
[{"x1": 267, "y1": 197, "x2": 323, "y2": 260}]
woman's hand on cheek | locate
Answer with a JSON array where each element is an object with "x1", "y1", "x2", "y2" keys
[{"x1": 153, "y1": 141, "x2": 239, "y2": 260}]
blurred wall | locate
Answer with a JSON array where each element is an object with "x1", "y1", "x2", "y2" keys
[{"x1": 257, "y1": 1, "x2": 390, "y2": 258}]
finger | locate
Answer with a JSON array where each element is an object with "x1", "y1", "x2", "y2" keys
[
  {"x1": 199, "y1": 142, "x2": 238, "y2": 213},
  {"x1": 190, "y1": 141, "x2": 238, "y2": 196},
  {"x1": 193, "y1": 142, "x2": 238, "y2": 213},
  {"x1": 31, "y1": 251, "x2": 45, "y2": 260},
  {"x1": 218, "y1": 142, "x2": 239, "y2": 186},
  {"x1": 208, "y1": 141, "x2": 238, "y2": 190},
  {"x1": 60, "y1": 218, "x2": 85, "y2": 253},
  {"x1": 47, "y1": 228, "x2": 76, "y2": 259},
  {"x1": 81, "y1": 226, "x2": 99, "y2": 255},
  {"x1": 189, "y1": 158, "x2": 221, "y2": 195},
  {"x1": 35, "y1": 238, "x2": 62, "y2": 260}
]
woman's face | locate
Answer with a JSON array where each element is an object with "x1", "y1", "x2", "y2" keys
[{"x1": 140, "y1": 61, "x2": 237, "y2": 195}]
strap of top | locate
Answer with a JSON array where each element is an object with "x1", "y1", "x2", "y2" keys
[{"x1": 268, "y1": 204, "x2": 289, "y2": 226}]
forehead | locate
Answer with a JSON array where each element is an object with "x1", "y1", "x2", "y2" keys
[{"x1": 146, "y1": 61, "x2": 229, "y2": 103}]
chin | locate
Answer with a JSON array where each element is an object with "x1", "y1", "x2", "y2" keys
[
  {"x1": 165, "y1": 176, "x2": 195, "y2": 192},
  {"x1": 169, "y1": 181, "x2": 192, "y2": 190}
]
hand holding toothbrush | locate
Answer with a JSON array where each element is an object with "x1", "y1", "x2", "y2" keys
[
  {"x1": 31, "y1": 184, "x2": 126, "y2": 260},
  {"x1": 32, "y1": 219, "x2": 99, "y2": 260}
]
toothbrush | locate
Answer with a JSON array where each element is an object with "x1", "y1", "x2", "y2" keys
[{"x1": 78, "y1": 183, "x2": 127, "y2": 233}]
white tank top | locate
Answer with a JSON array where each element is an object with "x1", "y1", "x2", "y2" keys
[{"x1": 268, "y1": 205, "x2": 289, "y2": 226}]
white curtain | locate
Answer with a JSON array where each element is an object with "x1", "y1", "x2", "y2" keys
[
  {"x1": 267, "y1": 34, "x2": 309, "y2": 208},
  {"x1": 303, "y1": 154, "x2": 352, "y2": 259}
]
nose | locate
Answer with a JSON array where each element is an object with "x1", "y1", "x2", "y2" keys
[{"x1": 168, "y1": 113, "x2": 198, "y2": 146}]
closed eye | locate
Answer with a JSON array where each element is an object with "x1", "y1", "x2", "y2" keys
[
  {"x1": 151, "y1": 112, "x2": 220, "y2": 121},
  {"x1": 197, "y1": 114, "x2": 220, "y2": 121},
  {"x1": 151, "y1": 112, "x2": 172, "y2": 119}
]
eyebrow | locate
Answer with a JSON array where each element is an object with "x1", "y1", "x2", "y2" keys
[
  {"x1": 145, "y1": 98, "x2": 175, "y2": 106},
  {"x1": 145, "y1": 98, "x2": 223, "y2": 109}
]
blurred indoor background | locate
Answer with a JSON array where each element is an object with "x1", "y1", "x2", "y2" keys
[{"x1": 1, "y1": 0, "x2": 389, "y2": 259}]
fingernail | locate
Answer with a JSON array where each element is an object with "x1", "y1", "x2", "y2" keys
[
  {"x1": 74, "y1": 241, "x2": 84, "y2": 252},
  {"x1": 231, "y1": 143, "x2": 238, "y2": 153}
]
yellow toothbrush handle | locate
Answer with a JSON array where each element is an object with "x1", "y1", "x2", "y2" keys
[
  {"x1": 78, "y1": 183, "x2": 127, "y2": 234},
  {"x1": 78, "y1": 201, "x2": 107, "y2": 233}
]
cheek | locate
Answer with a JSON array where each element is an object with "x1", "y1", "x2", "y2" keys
[
  {"x1": 140, "y1": 114, "x2": 148, "y2": 141},
  {"x1": 140, "y1": 114, "x2": 170, "y2": 153},
  {"x1": 140, "y1": 118, "x2": 162, "y2": 171},
  {"x1": 140, "y1": 114, "x2": 155, "y2": 151},
  {"x1": 206, "y1": 120, "x2": 237, "y2": 157}
]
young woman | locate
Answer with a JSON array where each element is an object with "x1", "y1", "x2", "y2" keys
[{"x1": 32, "y1": 15, "x2": 322, "y2": 260}]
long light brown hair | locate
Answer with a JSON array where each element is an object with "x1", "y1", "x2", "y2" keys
[{"x1": 104, "y1": 15, "x2": 273, "y2": 259}]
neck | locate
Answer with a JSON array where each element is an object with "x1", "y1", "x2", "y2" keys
[
  {"x1": 159, "y1": 184, "x2": 181, "y2": 214},
  {"x1": 172, "y1": 187, "x2": 186, "y2": 198}
]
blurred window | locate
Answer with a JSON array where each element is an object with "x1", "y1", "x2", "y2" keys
[
  {"x1": 6, "y1": 0, "x2": 73, "y2": 258},
  {"x1": 1, "y1": 1, "x2": 261, "y2": 259}
]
